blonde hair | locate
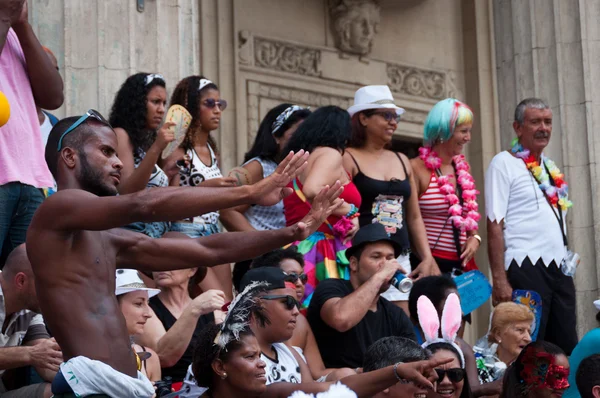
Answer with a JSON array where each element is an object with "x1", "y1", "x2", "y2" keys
[{"x1": 488, "y1": 302, "x2": 534, "y2": 343}]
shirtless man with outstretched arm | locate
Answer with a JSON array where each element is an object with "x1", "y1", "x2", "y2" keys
[{"x1": 26, "y1": 111, "x2": 342, "y2": 396}]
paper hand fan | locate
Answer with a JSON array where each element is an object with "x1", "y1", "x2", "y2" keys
[{"x1": 161, "y1": 105, "x2": 192, "y2": 159}]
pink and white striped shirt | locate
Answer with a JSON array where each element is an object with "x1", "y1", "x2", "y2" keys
[{"x1": 419, "y1": 173, "x2": 467, "y2": 260}]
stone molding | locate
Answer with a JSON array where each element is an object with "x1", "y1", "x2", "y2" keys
[
  {"x1": 239, "y1": 30, "x2": 458, "y2": 101},
  {"x1": 328, "y1": 0, "x2": 381, "y2": 56}
]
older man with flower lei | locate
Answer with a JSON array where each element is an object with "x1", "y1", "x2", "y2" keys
[{"x1": 485, "y1": 98, "x2": 578, "y2": 356}]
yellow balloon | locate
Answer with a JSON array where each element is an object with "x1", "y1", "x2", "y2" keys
[{"x1": 0, "y1": 91, "x2": 10, "y2": 127}]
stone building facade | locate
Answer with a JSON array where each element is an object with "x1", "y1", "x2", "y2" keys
[{"x1": 29, "y1": 0, "x2": 598, "y2": 340}]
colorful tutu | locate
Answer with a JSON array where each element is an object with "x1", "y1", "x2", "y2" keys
[{"x1": 288, "y1": 231, "x2": 350, "y2": 308}]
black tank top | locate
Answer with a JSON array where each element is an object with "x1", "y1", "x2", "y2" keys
[
  {"x1": 348, "y1": 151, "x2": 411, "y2": 251},
  {"x1": 149, "y1": 296, "x2": 215, "y2": 382}
]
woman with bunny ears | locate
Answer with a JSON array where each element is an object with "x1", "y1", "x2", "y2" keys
[{"x1": 417, "y1": 292, "x2": 473, "y2": 398}]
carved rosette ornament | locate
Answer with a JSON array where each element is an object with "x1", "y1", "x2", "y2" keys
[{"x1": 329, "y1": 0, "x2": 381, "y2": 56}]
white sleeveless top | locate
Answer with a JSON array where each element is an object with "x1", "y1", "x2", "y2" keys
[
  {"x1": 134, "y1": 148, "x2": 169, "y2": 189},
  {"x1": 178, "y1": 144, "x2": 222, "y2": 225},
  {"x1": 243, "y1": 157, "x2": 286, "y2": 230},
  {"x1": 261, "y1": 343, "x2": 303, "y2": 385}
]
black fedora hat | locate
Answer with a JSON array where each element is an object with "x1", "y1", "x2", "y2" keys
[{"x1": 345, "y1": 223, "x2": 403, "y2": 259}]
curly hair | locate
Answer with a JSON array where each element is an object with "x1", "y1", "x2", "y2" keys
[
  {"x1": 169, "y1": 75, "x2": 219, "y2": 154},
  {"x1": 192, "y1": 323, "x2": 255, "y2": 389},
  {"x1": 282, "y1": 105, "x2": 351, "y2": 157},
  {"x1": 244, "y1": 104, "x2": 311, "y2": 163},
  {"x1": 108, "y1": 72, "x2": 166, "y2": 152}
]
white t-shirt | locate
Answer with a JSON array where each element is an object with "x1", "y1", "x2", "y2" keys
[
  {"x1": 39, "y1": 112, "x2": 52, "y2": 147},
  {"x1": 485, "y1": 151, "x2": 567, "y2": 269},
  {"x1": 261, "y1": 342, "x2": 303, "y2": 385}
]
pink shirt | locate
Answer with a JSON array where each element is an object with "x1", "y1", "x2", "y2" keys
[{"x1": 0, "y1": 29, "x2": 53, "y2": 188}]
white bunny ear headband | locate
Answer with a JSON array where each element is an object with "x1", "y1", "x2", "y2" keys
[
  {"x1": 288, "y1": 383, "x2": 357, "y2": 398},
  {"x1": 417, "y1": 292, "x2": 465, "y2": 368}
]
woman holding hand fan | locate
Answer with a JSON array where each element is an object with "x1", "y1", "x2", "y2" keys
[{"x1": 109, "y1": 72, "x2": 176, "y2": 239}]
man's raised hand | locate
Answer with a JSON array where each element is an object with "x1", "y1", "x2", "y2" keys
[
  {"x1": 292, "y1": 182, "x2": 344, "y2": 241},
  {"x1": 395, "y1": 356, "x2": 453, "y2": 390},
  {"x1": 253, "y1": 150, "x2": 309, "y2": 207}
]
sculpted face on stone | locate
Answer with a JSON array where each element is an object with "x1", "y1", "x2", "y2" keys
[{"x1": 330, "y1": 0, "x2": 381, "y2": 56}]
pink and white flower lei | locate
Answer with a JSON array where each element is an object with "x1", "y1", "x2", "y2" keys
[{"x1": 418, "y1": 146, "x2": 481, "y2": 232}]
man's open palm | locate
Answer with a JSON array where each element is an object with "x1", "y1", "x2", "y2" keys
[
  {"x1": 254, "y1": 150, "x2": 309, "y2": 206},
  {"x1": 293, "y1": 182, "x2": 344, "y2": 241}
]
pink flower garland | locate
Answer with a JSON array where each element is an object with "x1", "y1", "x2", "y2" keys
[{"x1": 418, "y1": 147, "x2": 481, "y2": 232}]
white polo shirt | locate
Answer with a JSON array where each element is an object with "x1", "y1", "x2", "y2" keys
[{"x1": 485, "y1": 151, "x2": 567, "y2": 269}]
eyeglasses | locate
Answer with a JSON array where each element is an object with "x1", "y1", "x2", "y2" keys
[
  {"x1": 283, "y1": 272, "x2": 308, "y2": 285},
  {"x1": 202, "y1": 98, "x2": 228, "y2": 111},
  {"x1": 435, "y1": 368, "x2": 466, "y2": 383},
  {"x1": 57, "y1": 109, "x2": 111, "y2": 151},
  {"x1": 373, "y1": 111, "x2": 401, "y2": 123},
  {"x1": 145, "y1": 73, "x2": 165, "y2": 86},
  {"x1": 261, "y1": 294, "x2": 299, "y2": 311}
]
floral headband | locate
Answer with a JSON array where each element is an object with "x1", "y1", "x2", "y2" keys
[
  {"x1": 271, "y1": 105, "x2": 307, "y2": 135},
  {"x1": 145, "y1": 73, "x2": 165, "y2": 86},
  {"x1": 519, "y1": 346, "x2": 569, "y2": 392}
]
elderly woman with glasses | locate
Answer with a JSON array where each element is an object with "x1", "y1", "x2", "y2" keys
[
  {"x1": 344, "y1": 85, "x2": 439, "y2": 311},
  {"x1": 163, "y1": 75, "x2": 236, "y2": 301},
  {"x1": 248, "y1": 248, "x2": 356, "y2": 382},
  {"x1": 108, "y1": 72, "x2": 175, "y2": 239}
]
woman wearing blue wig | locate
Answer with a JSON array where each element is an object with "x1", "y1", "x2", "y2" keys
[{"x1": 410, "y1": 98, "x2": 482, "y2": 278}]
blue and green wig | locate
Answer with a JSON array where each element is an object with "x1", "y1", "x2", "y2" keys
[{"x1": 423, "y1": 98, "x2": 473, "y2": 147}]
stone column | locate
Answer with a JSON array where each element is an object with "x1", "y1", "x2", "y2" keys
[{"x1": 493, "y1": 0, "x2": 600, "y2": 335}]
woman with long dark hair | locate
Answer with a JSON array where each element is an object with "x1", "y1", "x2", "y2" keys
[
  {"x1": 163, "y1": 75, "x2": 236, "y2": 299},
  {"x1": 221, "y1": 103, "x2": 311, "y2": 232},
  {"x1": 282, "y1": 106, "x2": 362, "y2": 307},
  {"x1": 109, "y1": 72, "x2": 174, "y2": 238}
]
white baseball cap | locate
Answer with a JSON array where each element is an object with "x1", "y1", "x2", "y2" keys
[
  {"x1": 347, "y1": 85, "x2": 405, "y2": 117},
  {"x1": 115, "y1": 269, "x2": 160, "y2": 298}
]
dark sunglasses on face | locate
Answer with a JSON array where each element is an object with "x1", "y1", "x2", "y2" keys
[
  {"x1": 57, "y1": 109, "x2": 111, "y2": 151},
  {"x1": 203, "y1": 98, "x2": 228, "y2": 111},
  {"x1": 374, "y1": 111, "x2": 401, "y2": 123},
  {"x1": 284, "y1": 272, "x2": 308, "y2": 285},
  {"x1": 261, "y1": 294, "x2": 299, "y2": 311},
  {"x1": 435, "y1": 368, "x2": 466, "y2": 383}
]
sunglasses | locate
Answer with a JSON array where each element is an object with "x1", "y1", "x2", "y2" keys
[
  {"x1": 435, "y1": 368, "x2": 466, "y2": 383},
  {"x1": 284, "y1": 272, "x2": 308, "y2": 285},
  {"x1": 57, "y1": 109, "x2": 111, "y2": 151},
  {"x1": 261, "y1": 294, "x2": 299, "y2": 311},
  {"x1": 203, "y1": 98, "x2": 228, "y2": 111},
  {"x1": 373, "y1": 111, "x2": 401, "y2": 123}
]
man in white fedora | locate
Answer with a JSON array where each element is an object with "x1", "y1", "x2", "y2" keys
[{"x1": 344, "y1": 85, "x2": 440, "y2": 314}]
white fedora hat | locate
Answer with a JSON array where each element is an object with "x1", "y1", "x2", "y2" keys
[
  {"x1": 115, "y1": 269, "x2": 160, "y2": 298},
  {"x1": 347, "y1": 85, "x2": 405, "y2": 117}
]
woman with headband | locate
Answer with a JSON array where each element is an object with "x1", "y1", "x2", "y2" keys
[
  {"x1": 164, "y1": 76, "x2": 236, "y2": 300},
  {"x1": 221, "y1": 103, "x2": 311, "y2": 233},
  {"x1": 109, "y1": 72, "x2": 175, "y2": 238}
]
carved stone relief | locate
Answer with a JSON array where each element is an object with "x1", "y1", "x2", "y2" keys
[
  {"x1": 329, "y1": 0, "x2": 381, "y2": 56},
  {"x1": 254, "y1": 37, "x2": 321, "y2": 77},
  {"x1": 386, "y1": 64, "x2": 447, "y2": 100}
]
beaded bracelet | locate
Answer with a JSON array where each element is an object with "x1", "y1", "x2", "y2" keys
[
  {"x1": 345, "y1": 204, "x2": 358, "y2": 218},
  {"x1": 348, "y1": 212, "x2": 360, "y2": 220}
]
